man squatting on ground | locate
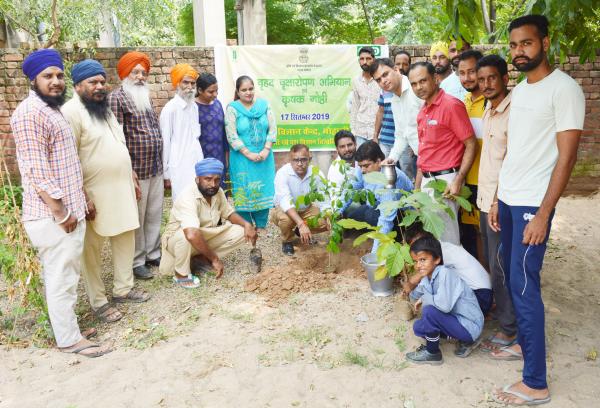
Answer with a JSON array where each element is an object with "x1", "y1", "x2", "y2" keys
[
  {"x1": 159, "y1": 158, "x2": 257, "y2": 288},
  {"x1": 11, "y1": 49, "x2": 111, "y2": 357},
  {"x1": 109, "y1": 51, "x2": 164, "y2": 280},
  {"x1": 62, "y1": 59, "x2": 150, "y2": 324}
]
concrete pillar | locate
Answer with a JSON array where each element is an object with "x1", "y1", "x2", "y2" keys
[
  {"x1": 241, "y1": 0, "x2": 267, "y2": 45},
  {"x1": 193, "y1": 0, "x2": 227, "y2": 46}
]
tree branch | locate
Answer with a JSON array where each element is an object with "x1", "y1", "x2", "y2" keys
[
  {"x1": 44, "y1": 0, "x2": 60, "y2": 48},
  {"x1": 1, "y1": 13, "x2": 40, "y2": 47},
  {"x1": 359, "y1": 0, "x2": 374, "y2": 43}
]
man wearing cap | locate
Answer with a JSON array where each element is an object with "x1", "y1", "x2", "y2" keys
[
  {"x1": 108, "y1": 51, "x2": 163, "y2": 280},
  {"x1": 160, "y1": 63, "x2": 204, "y2": 200},
  {"x1": 62, "y1": 59, "x2": 150, "y2": 323},
  {"x1": 159, "y1": 158, "x2": 257, "y2": 288},
  {"x1": 11, "y1": 49, "x2": 111, "y2": 357},
  {"x1": 430, "y1": 41, "x2": 467, "y2": 101}
]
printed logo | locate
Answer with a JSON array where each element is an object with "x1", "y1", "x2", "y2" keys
[
  {"x1": 299, "y1": 47, "x2": 309, "y2": 63},
  {"x1": 523, "y1": 212, "x2": 535, "y2": 222},
  {"x1": 427, "y1": 119, "x2": 438, "y2": 126}
]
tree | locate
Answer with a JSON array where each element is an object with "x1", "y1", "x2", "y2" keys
[{"x1": 442, "y1": 0, "x2": 600, "y2": 62}]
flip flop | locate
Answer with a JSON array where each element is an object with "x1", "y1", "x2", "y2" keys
[
  {"x1": 480, "y1": 334, "x2": 516, "y2": 352},
  {"x1": 61, "y1": 343, "x2": 112, "y2": 358},
  {"x1": 172, "y1": 276, "x2": 200, "y2": 289},
  {"x1": 492, "y1": 384, "x2": 551, "y2": 406},
  {"x1": 93, "y1": 303, "x2": 123, "y2": 323},
  {"x1": 81, "y1": 327, "x2": 97, "y2": 339},
  {"x1": 490, "y1": 345, "x2": 523, "y2": 361}
]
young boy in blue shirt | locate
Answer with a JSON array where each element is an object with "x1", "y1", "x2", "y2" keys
[{"x1": 404, "y1": 236, "x2": 484, "y2": 365}]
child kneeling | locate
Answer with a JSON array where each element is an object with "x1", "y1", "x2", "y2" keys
[{"x1": 404, "y1": 236, "x2": 484, "y2": 365}]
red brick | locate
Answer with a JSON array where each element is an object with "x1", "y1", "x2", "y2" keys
[{"x1": 3, "y1": 53, "x2": 23, "y2": 62}]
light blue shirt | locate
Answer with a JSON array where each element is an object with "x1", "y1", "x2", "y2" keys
[
  {"x1": 342, "y1": 166, "x2": 413, "y2": 251},
  {"x1": 440, "y1": 72, "x2": 467, "y2": 102},
  {"x1": 410, "y1": 265, "x2": 484, "y2": 340}
]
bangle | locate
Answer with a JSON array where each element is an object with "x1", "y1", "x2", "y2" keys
[{"x1": 54, "y1": 208, "x2": 71, "y2": 225}]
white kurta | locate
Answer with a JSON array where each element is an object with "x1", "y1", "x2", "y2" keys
[{"x1": 160, "y1": 94, "x2": 203, "y2": 200}]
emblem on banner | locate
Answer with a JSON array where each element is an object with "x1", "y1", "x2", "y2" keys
[{"x1": 299, "y1": 47, "x2": 309, "y2": 63}]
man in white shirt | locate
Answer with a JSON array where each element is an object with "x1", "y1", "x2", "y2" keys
[
  {"x1": 327, "y1": 130, "x2": 357, "y2": 195},
  {"x1": 271, "y1": 144, "x2": 328, "y2": 255},
  {"x1": 350, "y1": 46, "x2": 380, "y2": 146},
  {"x1": 160, "y1": 63, "x2": 204, "y2": 200},
  {"x1": 490, "y1": 15, "x2": 585, "y2": 406},
  {"x1": 430, "y1": 41, "x2": 467, "y2": 101},
  {"x1": 369, "y1": 58, "x2": 423, "y2": 178}
]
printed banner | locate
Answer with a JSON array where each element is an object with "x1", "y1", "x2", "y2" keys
[{"x1": 215, "y1": 44, "x2": 389, "y2": 151}]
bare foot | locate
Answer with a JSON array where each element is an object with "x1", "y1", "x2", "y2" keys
[
  {"x1": 481, "y1": 332, "x2": 516, "y2": 352},
  {"x1": 60, "y1": 338, "x2": 112, "y2": 358},
  {"x1": 493, "y1": 381, "x2": 550, "y2": 405}
]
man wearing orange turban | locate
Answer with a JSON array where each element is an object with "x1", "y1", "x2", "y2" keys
[
  {"x1": 109, "y1": 51, "x2": 163, "y2": 280},
  {"x1": 160, "y1": 63, "x2": 203, "y2": 200},
  {"x1": 116, "y1": 51, "x2": 151, "y2": 80}
]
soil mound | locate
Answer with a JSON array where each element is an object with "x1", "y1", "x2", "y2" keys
[{"x1": 244, "y1": 239, "x2": 369, "y2": 303}]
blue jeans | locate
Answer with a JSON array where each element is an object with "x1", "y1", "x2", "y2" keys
[{"x1": 498, "y1": 200, "x2": 554, "y2": 390}]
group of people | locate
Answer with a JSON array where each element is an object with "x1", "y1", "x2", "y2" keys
[{"x1": 10, "y1": 13, "x2": 585, "y2": 406}]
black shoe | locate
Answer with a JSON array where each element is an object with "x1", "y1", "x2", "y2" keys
[
  {"x1": 454, "y1": 338, "x2": 482, "y2": 358},
  {"x1": 145, "y1": 257, "x2": 161, "y2": 267},
  {"x1": 133, "y1": 265, "x2": 153, "y2": 280},
  {"x1": 282, "y1": 242, "x2": 295, "y2": 255},
  {"x1": 405, "y1": 344, "x2": 443, "y2": 365}
]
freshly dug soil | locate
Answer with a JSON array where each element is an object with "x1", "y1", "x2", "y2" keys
[{"x1": 244, "y1": 237, "x2": 370, "y2": 303}]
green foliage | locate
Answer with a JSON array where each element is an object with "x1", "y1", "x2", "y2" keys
[
  {"x1": 442, "y1": 0, "x2": 600, "y2": 62},
  {"x1": 338, "y1": 179, "x2": 472, "y2": 280}
]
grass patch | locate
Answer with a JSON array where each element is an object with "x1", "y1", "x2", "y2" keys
[
  {"x1": 343, "y1": 350, "x2": 369, "y2": 367},
  {"x1": 286, "y1": 326, "x2": 330, "y2": 348},
  {"x1": 123, "y1": 318, "x2": 169, "y2": 349},
  {"x1": 394, "y1": 325, "x2": 407, "y2": 352}
]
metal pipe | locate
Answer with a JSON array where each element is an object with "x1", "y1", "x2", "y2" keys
[{"x1": 235, "y1": 0, "x2": 244, "y2": 45}]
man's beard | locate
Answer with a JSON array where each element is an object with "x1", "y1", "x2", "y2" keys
[
  {"x1": 80, "y1": 91, "x2": 110, "y2": 121},
  {"x1": 197, "y1": 184, "x2": 219, "y2": 197},
  {"x1": 451, "y1": 57, "x2": 460, "y2": 69},
  {"x1": 360, "y1": 63, "x2": 370, "y2": 72},
  {"x1": 340, "y1": 151, "x2": 355, "y2": 162},
  {"x1": 434, "y1": 63, "x2": 450, "y2": 75},
  {"x1": 177, "y1": 88, "x2": 196, "y2": 104},
  {"x1": 464, "y1": 83, "x2": 479, "y2": 93},
  {"x1": 33, "y1": 83, "x2": 66, "y2": 110},
  {"x1": 122, "y1": 78, "x2": 152, "y2": 113},
  {"x1": 513, "y1": 49, "x2": 545, "y2": 72}
]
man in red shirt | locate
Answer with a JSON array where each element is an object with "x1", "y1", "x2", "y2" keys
[{"x1": 409, "y1": 61, "x2": 477, "y2": 244}]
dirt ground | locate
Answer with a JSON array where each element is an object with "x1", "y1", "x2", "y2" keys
[{"x1": 0, "y1": 194, "x2": 599, "y2": 408}]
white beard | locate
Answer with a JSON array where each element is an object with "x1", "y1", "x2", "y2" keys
[
  {"x1": 177, "y1": 88, "x2": 196, "y2": 105},
  {"x1": 122, "y1": 78, "x2": 153, "y2": 113}
]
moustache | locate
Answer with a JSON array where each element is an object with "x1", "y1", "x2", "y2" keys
[
  {"x1": 484, "y1": 88, "x2": 495, "y2": 93},
  {"x1": 93, "y1": 90, "x2": 108, "y2": 96}
]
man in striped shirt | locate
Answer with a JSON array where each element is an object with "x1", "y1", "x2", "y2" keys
[{"x1": 11, "y1": 49, "x2": 111, "y2": 357}]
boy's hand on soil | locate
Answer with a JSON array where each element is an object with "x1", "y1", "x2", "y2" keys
[{"x1": 298, "y1": 223, "x2": 312, "y2": 244}]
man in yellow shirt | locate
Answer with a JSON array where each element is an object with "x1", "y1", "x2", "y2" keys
[
  {"x1": 159, "y1": 158, "x2": 258, "y2": 288},
  {"x1": 457, "y1": 50, "x2": 485, "y2": 260}
]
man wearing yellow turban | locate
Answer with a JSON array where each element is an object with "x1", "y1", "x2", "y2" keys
[
  {"x1": 430, "y1": 41, "x2": 467, "y2": 100},
  {"x1": 160, "y1": 63, "x2": 204, "y2": 200}
]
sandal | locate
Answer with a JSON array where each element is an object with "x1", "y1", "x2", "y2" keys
[
  {"x1": 113, "y1": 288, "x2": 151, "y2": 303},
  {"x1": 82, "y1": 327, "x2": 97, "y2": 339},
  {"x1": 480, "y1": 334, "x2": 517, "y2": 352},
  {"x1": 172, "y1": 275, "x2": 200, "y2": 289},
  {"x1": 490, "y1": 345, "x2": 523, "y2": 361},
  {"x1": 94, "y1": 303, "x2": 123, "y2": 323},
  {"x1": 492, "y1": 384, "x2": 551, "y2": 406},
  {"x1": 61, "y1": 343, "x2": 112, "y2": 358}
]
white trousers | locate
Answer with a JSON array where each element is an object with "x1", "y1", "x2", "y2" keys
[
  {"x1": 421, "y1": 172, "x2": 460, "y2": 245},
  {"x1": 134, "y1": 174, "x2": 164, "y2": 267},
  {"x1": 23, "y1": 218, "x2": 85, "y2": 348}
]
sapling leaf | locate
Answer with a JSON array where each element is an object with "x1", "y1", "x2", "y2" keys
[
  {"x1": 367, "y1": 191, "x2": 376, "y2": 207},
  {"x1": 326, "y1": 240, "x2": 340, "y2": 253},
  {"x1": 374, "y1": 265, "x2": 388, "y2": 281},
  {"x1": 378, "y1": 200, "x2": 402, "y2": 216},
  {"x1": 337, "y1": 219, "x2": 374, "y2": 230},
  {"x1": 399, "y1": 243, "x2": 414, "y2": 266},
  {"x1": 420, "y1": 211, "x2": 445, "y2": 239},
  {"x1": 306, "y1": 216, "x2": 320, "y2": 229},
  {"x1": 295, "y1": 196, "x2": 305, "y2": 208},
  {"x1": 424, "y1": 179, "x2": 447, "y2": 193},
  {"x1": 353, "y1": 232, "x2": 371, "y2": 247},
  {"x1": 386, "y1": 245, "x2": 406, "y2": 278},
  {"x1": 363, "y1": 171, "x2": 388, "y2": 185},
  {"x1": 459, "y1": 185, "x2": 472, "y2": 199},
  {"x1": 399, "y1": 210, "x2": 419, "y2": 228},
  {"x1": 454, "y1": 195, "x2": 472, "y2": 212}
]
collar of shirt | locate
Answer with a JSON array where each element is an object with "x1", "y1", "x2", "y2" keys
[
  {"x1": 283, "y1": 162, "x2": 312, "y2": 182},
  {"x1": 357, "y1": 73, "x2": 374, "y2": 84},
  {"x1": 424, "y1": 88, "x2": 446, "y2": 112},
  {"x1": 486, "y1": 90, "x2": 512, "y2": 115}
]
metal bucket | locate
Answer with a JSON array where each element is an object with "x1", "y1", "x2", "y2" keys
[{"x1": 361, "y1": 253, "x2": 394, "y2": 297}]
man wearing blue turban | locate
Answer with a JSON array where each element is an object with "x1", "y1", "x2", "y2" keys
[
  {"x1": 159, "y1": 158, "x2": 258, "y2": 288},
  {"x1": 11, "y1": 49, "x2": 112, "y2": 357},
  {"x1": 62, "y1": 59, "x2": 150, "y2": 321}
]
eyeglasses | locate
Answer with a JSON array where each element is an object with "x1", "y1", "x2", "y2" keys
[{"x1": 292, "y1": 158, "x2": 311, "y2": 164}]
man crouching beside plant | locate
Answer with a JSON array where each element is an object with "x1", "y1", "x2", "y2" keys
[
  {"x1": 159, "y1": 158, "x2": 257, "y2": 288},
  {"x1": 403, "y1": 235, "x2": 483, "y2": 364},
  {"x1": 340, "y1": 140, "x2": 413, "y2": 252}
]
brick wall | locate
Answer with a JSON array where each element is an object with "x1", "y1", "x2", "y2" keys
[{"x1": 1, "y1": 45, "x2": 598, "y2": 193}]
